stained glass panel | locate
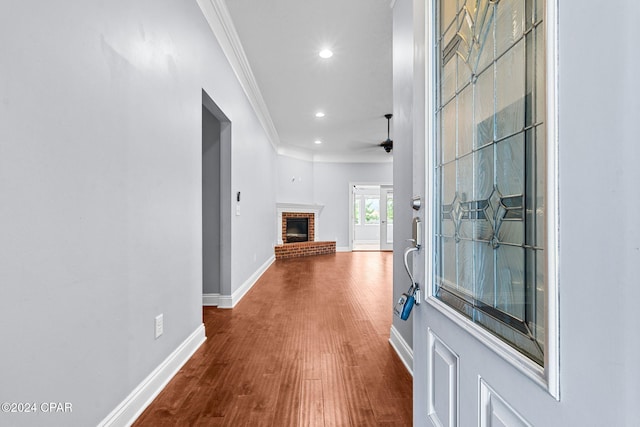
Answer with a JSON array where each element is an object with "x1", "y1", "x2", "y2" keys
[
  {"x1": 496, "y1": 245, "x2": 525, "y2": 319},
  {"x1": 474, "y1": 68, "x2": 494, "y2": 148},
  {"x1": 496, "y1": 40, "x2": 525, "y2": 140},
  {"x1": 495, "y1": 133, "x2": 524, "y2": 196},
  {"x1": 459, "y1": 239, "x2": 475, "y2": 296},
  {"x1": 495, "y1": 0, "x2": 524, "y2": 58},
  {"x1": 443, "y1": 101, "x2": 457, "y2": 163},
  {"x1": 434, "y1": 0, "x2": 546, "y2": 365},
  {"x1": 475, "y1": 241, "x2": 495, "y2": 305},
  {"x1": 458, "y1": 85, "x2": 474, "y2": 156},
  {"x1": 443, "y1": 49, "x2": 457, "y2": 102}
]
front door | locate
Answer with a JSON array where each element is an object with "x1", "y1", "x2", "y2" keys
[
  {"x1": 409, "y1": 1, "x2": 639, "y2": 425},
  {"x1": 414, "y1": 0, "x2": 564, "y2": 425}
]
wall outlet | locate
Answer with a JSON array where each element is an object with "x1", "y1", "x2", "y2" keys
[{"x1": 155, "y1": 314, "x2": 163, "y2": 339}]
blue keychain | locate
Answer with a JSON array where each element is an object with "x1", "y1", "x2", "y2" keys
[{"x1": 394, "y1": 284, "x2": 420, "y2": 321}]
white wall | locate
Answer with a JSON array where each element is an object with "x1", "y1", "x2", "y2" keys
[
  {"x1": 354, "y1": 224, "x2": 381, "y2": 242},
  {"x1": 0, "y1": 1, "x2": 277, "y2": 426},
  {"x1": 276, "y1": 155, "x2": 315, "y2": 204},
  {"x1": 313, "y1": 162, "x2": 392, "y2": 248}
]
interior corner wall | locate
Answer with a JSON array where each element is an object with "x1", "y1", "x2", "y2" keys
[
  {"x1": 0, "y1": 2, "x2": 277, "y2": 426},
  {"x1": 312, "y1": 162, "x2": 392, "y2": 248},
  {"x1": 276, "y1": 155, "x2": 315, "y2": 204}
]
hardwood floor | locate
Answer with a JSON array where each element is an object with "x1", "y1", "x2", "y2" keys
[{"x1": 134, "y1": 252, "x2": 412, "y2": 426}]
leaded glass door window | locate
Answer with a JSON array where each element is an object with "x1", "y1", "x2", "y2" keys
[{"x1": 433, "y1": 0, "x2": 546, "y2": 365}]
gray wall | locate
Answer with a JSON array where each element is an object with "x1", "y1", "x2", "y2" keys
[
  {"x1": 555, "y1": 1, "x2": 640, "y2": 422},
  {"x1": 202, "y1": 106, "x2": 221, "y2": 294},
  {"x1": 391, "y1": 0, "x2": 417, "y2": 351},
  {"x1": 0, "y1": 1, "x2": 277, "y2": 426}
]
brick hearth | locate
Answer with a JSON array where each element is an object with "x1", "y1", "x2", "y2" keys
[{"x1": 274, "y1": 241, "x2": 336, "y2": 260}]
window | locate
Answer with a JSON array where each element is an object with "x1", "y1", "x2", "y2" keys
[
  {"x1": 432, "y1": 0, "x2": 546, "y2": 365},
  {"x1": 364, "y1": 197, "x2": 380, "y2": 225},
  {"x1": 354, "y1": 195, "x2": 362, "y2": 225}
]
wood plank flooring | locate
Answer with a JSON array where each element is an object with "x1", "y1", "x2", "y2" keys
[{"x1": 134, "y1": 252, "x2": 412, "y2": 426}]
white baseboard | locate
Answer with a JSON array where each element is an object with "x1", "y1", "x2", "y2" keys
[
  {"x1": 98, "y1": 324, "x2": 206, "y2": 427},
  {"x1": 336, "y1": 246, "x2": 351, "y2": 252},
  {"x1": 389, "y1": 325, "x2": 414, "y2": 376},
  {"x1": 202, "y1": 293, "x2": 220, "y2": 306},
  {"x1": 218, "y1": 255, "x2": 275, "y2": 309}
]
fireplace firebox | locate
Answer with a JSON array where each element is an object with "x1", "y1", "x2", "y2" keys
[{"x1": 285, "y1": 218, "x2": 309, "y2": 243}]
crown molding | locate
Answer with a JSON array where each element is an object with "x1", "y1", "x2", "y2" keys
[
  {"x1": 276, "y1": 145, "x2": 315, "y2": 162},
  {"x1": 196, "y1": 0, "x2": 280, "y2": 152},
  {"x1": 313, "y1": 152, "x2": 394, "y2": 164}
]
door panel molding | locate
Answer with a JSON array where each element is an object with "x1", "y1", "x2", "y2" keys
[
  {"x1": 427, "y1": 329, "x2": 459, "y2": 427},
  {"x1": 479, "y1": 378, "x2": 532, "y2": 427}
]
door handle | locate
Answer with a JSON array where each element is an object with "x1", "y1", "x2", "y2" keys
[
  {"x1": 394, "y1": 217, "x2": 422, "y2": 321},
  {"x1": 412, "y1": 217, "x2": 422, "y2": 248}
]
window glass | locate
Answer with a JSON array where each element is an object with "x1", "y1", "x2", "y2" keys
[
  {"x1": 364, "y1": 197, "x2": 380, "y2": 225},
  {"x1": 433, "y1": 0, "x2": 546, "y2": 365},
  {"x1": 386, "y1": 194, "x2": 394, "y2": 244}
]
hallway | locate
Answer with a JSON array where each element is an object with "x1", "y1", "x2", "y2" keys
[{"x1": 134, "y1": 252, "x2": 412, "y2": 426}]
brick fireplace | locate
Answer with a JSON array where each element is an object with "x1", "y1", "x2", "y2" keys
[{"x1": 274, "y1": 203, "x2": 336, "y2": 259}]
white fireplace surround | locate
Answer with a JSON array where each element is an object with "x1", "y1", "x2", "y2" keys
[{"x1": 276, "y1": 203, "x2": 324, "y2": 245}]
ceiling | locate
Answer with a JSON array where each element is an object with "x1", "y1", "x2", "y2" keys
[{"x1": 224, "y1": 0, "x2": 393, "y2": 163}]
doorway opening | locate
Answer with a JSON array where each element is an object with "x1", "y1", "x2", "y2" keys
[
  {"x1": 202, "y1": 90, "x2": 232, "y2": 305},
  {"x1": 351, "y1": 184, "x2": 393, "y2": 251}
]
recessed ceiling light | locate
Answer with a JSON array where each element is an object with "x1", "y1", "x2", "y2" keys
[
  {"x1": 319, "y1": 49, "x2": 333, "y2": 59},
  {"x1": 315, "y1": 112, "x2": 325, "y2": 118},
  {"x1": 314, "y1": 140, "x2": 322, "y2": 145}
]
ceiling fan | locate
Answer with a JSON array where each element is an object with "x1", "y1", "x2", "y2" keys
[{"x1": 379, "y1": 113, "x2": 393, "y2": 153}]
